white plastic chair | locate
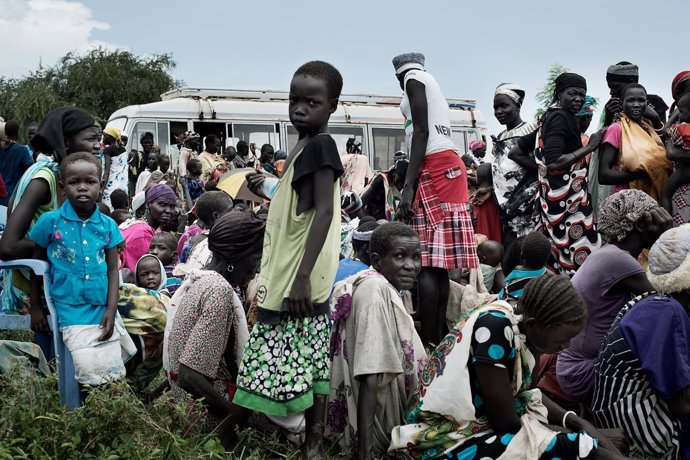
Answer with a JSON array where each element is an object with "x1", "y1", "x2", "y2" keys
[{"x1": 0, "y1": 259, "x2": 80, "y2": 409}]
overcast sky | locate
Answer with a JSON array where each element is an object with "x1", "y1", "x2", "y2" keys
[{"x1": 1, "y1": 0, "x2": 688, "y2": 135}]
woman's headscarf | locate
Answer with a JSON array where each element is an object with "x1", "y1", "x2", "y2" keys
[
  {"x1": 208, "y1": 208, "x2": 266, "y2": 262},
  {"x1": 103, "y1": 126, "x2": 122, "y2": 145},
  {"x1": 468, "y1": 140, "x2": 486, "y2": 152},
  {"x1": 554, "y1": 73, "x2": 587, "y2": 94},
  {"x1": 274, "y1": 149, "x2": 287, "y2": 161},
  {"x1": 672, "y1": 71, "x2": 690, "y2": 100},
  {"x1": 30, "y1": 107, "x2": 95, "y2": 160},
  {"x1": 575, "y1": 95, "x2": 596, "y2": 118},
  {"x1": 135, "y1": 253, "x2": 168, "y2": 292},
  {"x1": 647, "y1": 224, "x2": 690, "y2": 294},
  {"x1": 494, "y1": 83, "x2": 526, "y2": 106},
  {"x1": 182, "y1": 131, "x2": 200, "y2": 144},
  {"x1": 145, "y1": 183, "x2": 177, "y2": 205},
  {"x1": 597, "y1": 189, "x2": 657, "y2": 242}
]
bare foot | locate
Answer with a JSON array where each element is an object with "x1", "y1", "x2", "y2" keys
[{"x1": 301, "y1": 434, "x2": 326, "y2": 460}]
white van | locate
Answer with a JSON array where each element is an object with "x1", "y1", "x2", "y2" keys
[{"x1": 107, "y1": 87, "x2": 487, "y2": 171}]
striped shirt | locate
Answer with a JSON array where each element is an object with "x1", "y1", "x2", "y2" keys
[{"x1": 592, "y1": 293, "x2": 686, "y2": 458}]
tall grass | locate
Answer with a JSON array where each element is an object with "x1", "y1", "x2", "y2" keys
[{"x1": 0, "y1": 365, "x2": 353, "y2": 459}]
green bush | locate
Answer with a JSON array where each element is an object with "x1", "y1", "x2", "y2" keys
[
  {"x1": 0, "y1": 366, "x2": 353, "y2": 459},
  {"x1": 0, "y1": 368, "x2": 224, "y2": 459}
]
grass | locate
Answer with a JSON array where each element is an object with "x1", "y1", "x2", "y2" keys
[
  {"x1": 0, "y1": 330, "x2": 350, "y2": 459},
  {"x1": 0, "y1": 332, "x2": 664, "y2": 459}
]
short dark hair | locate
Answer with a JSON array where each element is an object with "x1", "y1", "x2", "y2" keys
[
  {"x1": 517, "y1": 273, "x2": 586, "y2": 327},
  {"x1": 236, "y1": 140, "x2": 249, "y2": 153},
  {"x1": 294, "y1": 61, "x2": 343, "y2": 100},
  {"x1": 187, "y1": 158, "x2": 201, "y2": 169},
  {"x1": 621, "y1": 83, "x2": 647, "y2": 100},
  {"x1": 59, "y1": 151, "x2": 102, "y2": 181},
  {"x1": 111, "y1": 209, "x2": 132, "y2": 225},
  {"x1": 4, "y1": 120, "x2": 19, "y2": 139},
  {"x1": 195, "y1": 190, "x2": 233, "y2": 227},
  {"x1": 205, "y1": 134, "x2": 219, "y2": 149},
  {"x1": 369, "y1": 222, "x2": 418, "y2": 258},
  {"x1": 109, "y1": 189, "x2": 129, "y2": 210},
  {"x1": 151, "y1": 231, "x2": 178, "y2": 251},
  {"x1": 260, "y1": 144, "x2": 274, "y2": 155},
  {"x1": 98, "y1": 202, "x2": 111, "y2": 217},
  {"x1": 521, "y1": 232, "x2": 551, "y2": 268}
]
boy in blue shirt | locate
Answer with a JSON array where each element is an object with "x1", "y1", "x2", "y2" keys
[{"x1": 29, "y1": 152, "x2": 135, "y2": 386}]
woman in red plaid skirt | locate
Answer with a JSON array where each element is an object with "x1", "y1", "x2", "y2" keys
[{"x1": 392, "y1": 53, "x2": 480, "y2": 346}]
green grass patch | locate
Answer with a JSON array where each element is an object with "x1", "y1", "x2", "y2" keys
[{"x1": 0, "y1": 366, "x2": 353, "y2": 459}]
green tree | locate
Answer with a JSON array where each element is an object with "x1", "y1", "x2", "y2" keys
[
  {"x1": 534, "y1": 64, "x2": 570, "y2": 119},
  {"x1": 0, "y1": 48, "x2": 180, "y2": 142}
]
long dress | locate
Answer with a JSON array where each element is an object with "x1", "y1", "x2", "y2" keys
[
  {"x1": 103, "y1": 146, "x2": 128, "y2": 210},
  {"x1": 535, "y1": 108, "x2": 601, "y2": 276},
  {"x1": 491, "y1": 121, "x2": 540, "y2": 241}
]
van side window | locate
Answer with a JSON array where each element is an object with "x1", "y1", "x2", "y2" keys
[
  {"x1": 287, "y1": 126, "x2": 365, "y2": 156},
  {"x1": 371, "y1": 127, "x2": 407, "y2": 171},
  {"x1": 452, "y1": 130, "x2": 468, "y2": 154},
  {"x1": 131, "y1": 121, "x2": 157, "y2": 152},
  {"x1": 231, "y1": 123, "x2": 279, "y2": 150}
]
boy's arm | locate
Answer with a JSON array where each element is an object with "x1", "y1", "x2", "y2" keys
[
  {"x1": 29, "y1": 244, "x2": 50, "y2": 332},
  {"x1": 99, "y1": 246, "x2": 119, "y2": 341},
  {"x1": 289, "y1": 166, "x2": 335, "y2": 319}
]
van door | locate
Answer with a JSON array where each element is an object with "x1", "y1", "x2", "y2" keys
[
  {"x1": 192, "y1": 121, "x2": 227, "y2": 149},
  {"x1": 370, "y1": 126, "x2": 407, "y2": 171}
]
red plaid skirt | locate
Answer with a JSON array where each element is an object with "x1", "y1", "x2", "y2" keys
[
  {"x1": 412, "y1": 201, "x2": 478, "y2": 269},
  {"x1": 411, "y1": 153, "x2": 479, "y2": 270}
]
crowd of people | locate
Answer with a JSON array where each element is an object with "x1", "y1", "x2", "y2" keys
[{"x1": 0, "y1": 54, "x2": 688, "y2": 460}]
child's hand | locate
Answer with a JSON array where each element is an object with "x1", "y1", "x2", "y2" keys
[
  {"x1": 30, "y1": 305, "x2": 50, "y2": 333},
  {"x1": 288, "y1": 274, "x2": 313, "y2": 320},
  {"x1": 246, "y1": 172, "x2": 268, "y2": 199},
  {"x1": 98, "y1": 310, "x2": 116, "y2": 342}
]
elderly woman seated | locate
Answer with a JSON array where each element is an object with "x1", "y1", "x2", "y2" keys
[
  {"x1": 557, "y1": 189, "x2": 672, "y2": 403},
  {"x1": 165, "y1": 208, "x2": 265, "y2": 449},
  {"x1": 326, "y1": 222, "x2": 427, "y2": 459},
  {"x1": 592, "y1": 224, "x2": 690, "y2": 459}
]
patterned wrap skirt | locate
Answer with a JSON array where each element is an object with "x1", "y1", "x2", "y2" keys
[{"x1": 233, "y1": 314, "x2": 330, "y2": 416}]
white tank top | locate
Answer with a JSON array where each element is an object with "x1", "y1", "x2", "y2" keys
[{"x1": 400, "y1": 70, "x2": 458, "y2": 156}]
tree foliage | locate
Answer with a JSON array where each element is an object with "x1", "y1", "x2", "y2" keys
[
  {"x1": 534, "y1": 64, "x2": 570, "y2": 120},
  {"x1": 0, "y1": 48, "x2": 180, "y2": 142}
]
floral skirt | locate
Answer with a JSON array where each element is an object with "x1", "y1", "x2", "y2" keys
[{"x1": 233, "y1": 314, "x2": 330, "y2": 416}]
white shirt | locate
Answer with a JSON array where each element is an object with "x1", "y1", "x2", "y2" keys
[{"x1": 400, "y1": 70, "x2": 458, "y2": 156}]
